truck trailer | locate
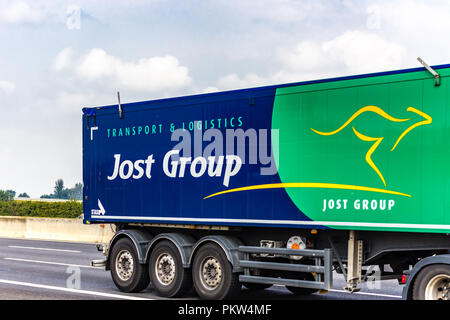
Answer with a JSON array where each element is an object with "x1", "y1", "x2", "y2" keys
[{"x1": 83, "y1": 63, "x2": 450, "y2": 300}]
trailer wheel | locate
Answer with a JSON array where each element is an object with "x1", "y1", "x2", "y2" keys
[
  {"x1": 192, "y1": 243, "x2": 241, "y2": 300},
  {"x1": 149, "y1": 240, "x2": 192, "y2": 297},
  {"x1": 412, "y1": 264, "x2": 450, "y2": 300},
  {"x1": 110, "y1": 238, "x2": 149, "y2": 293}
]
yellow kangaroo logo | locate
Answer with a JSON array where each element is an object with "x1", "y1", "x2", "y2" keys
[{"x1": 311, "y1": 106, "x2": 432, "y2": 187}]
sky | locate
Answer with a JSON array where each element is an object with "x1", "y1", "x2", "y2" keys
[{"x1": 1, "y1": 0, "x2": 450, "y2": 197}]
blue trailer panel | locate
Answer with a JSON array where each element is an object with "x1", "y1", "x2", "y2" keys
[{"x1": 82, "y1": 86, "x2": 316, "y2": 228}]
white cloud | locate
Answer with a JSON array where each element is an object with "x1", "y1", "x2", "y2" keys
[
  {"x1": 75, "y1": 48, "x2": 117, "y2": 80},
  {"x1": 278, "y1": 30, "x2": 407, "y2": 75},
  {"x1": 321, "y1": 30, "x2": 406, "y2": 73},
  {"x1": 0, "y1": 80, "x2": 15, "y2": 94},
  {"x1": 72, "y1": 48, "x2": 191, "y2": 93},
  {"x1": 368, "y1": 0, "x2": 450, "y2": 34},
  {"x1": 214, "y1": 30, "x2": 407, "y2": 90},
  {"x1": 366, "y1": 5, "x2": 381, "y2": 30},
  {"x1": 362, "y1": 1, "x2": 450, "y2": 66},
  {"x1": 34, "y1": 90, "x2": 116, "y2": 116},
  {"x1": 201, "y1": 87, "x2": 219, "y2": 94},
  {"x1": 52, "y1": 47, "x2": 73, "y2": 71},
  {"x1": 215, "y1": 70, "x2": 336, "y2": 91},
  {"x1": 0, "y1": 1, "x2": 45, "y2": 24},
  {"x1": 219, "y1": 0, "x2": 325, "y2": 23},
  {"x1": 217, "y1": 73, "x2": 272, "y2": 91},
  {"x1": 55, "y1": 91, "x2": 101, "y2": 114},
  {"x1": 276, "y1": 41, "x2": 331, "y2": 72}
]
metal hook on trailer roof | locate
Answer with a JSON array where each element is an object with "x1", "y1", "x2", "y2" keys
[
  {"x1": 117, "y1": 91, "x2": 123, "y2": 119},
  {"x1": 417, "y1": 57, "x2": 441, "y2": 86}
]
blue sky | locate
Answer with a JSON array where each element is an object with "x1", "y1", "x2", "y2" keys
[{"x1": 1, "y1": 0, "x2": 450, "y2": 197}]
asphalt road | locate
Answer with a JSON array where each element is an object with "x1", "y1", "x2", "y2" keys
[{"x1": 0, "y1": 237, "x2": 404, "y2": 300}]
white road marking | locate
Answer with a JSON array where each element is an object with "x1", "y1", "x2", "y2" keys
[
  {"x1": 273, "y1": 284, "x2": 402, "y2": 299},
  {"x1": 4, "y1": 257, "x2": 101, "y2": 269},
  {"x1": 327, "y1": 289, "x2": 401, "y2": 299},
  {"x1": 0, "y1": 279, "x2": 153, "y2": 300},
  {"x1": 7, "y1": 246, "x2": 81, "y2": 253}
]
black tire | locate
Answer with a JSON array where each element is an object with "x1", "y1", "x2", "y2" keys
[
  {"x1": 412, "y1": 264, "x2": 450, "y2": 300},
  {"x1": 149, "y1": 240, "x2": 192, "y2": 298},
  {"x1": 243, "y1": 283, "x2": 272, "y2": 291},
  {"x1": 110, "y1": 237, "x2": 150, "y2": 293},
  {"x1": 192, "y1": 243, "x2": 241, "y2": 300},
  {"x1": 286, "y1": 273, "x2": 318, "y2": 296}
]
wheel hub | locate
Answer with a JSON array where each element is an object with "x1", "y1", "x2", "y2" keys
[
  {"x1": 201, "y1": 257, "x2": 222, "y2": 289},
  {"x1": 425, "y1": 274, "x2": 450, "y2": 300},
  {"x1": 115, "y1": 250, "x2": 134, "y2": 281},
  {"x1": 156, "y1": 253, "x2": 176, "y2": 286}
]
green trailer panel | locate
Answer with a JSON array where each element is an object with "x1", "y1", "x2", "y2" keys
[{"x1": 272, "y1": 68, "x2": 450, "y2": 233}]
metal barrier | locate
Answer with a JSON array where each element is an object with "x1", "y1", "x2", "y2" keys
[{"x1": 238, "y1": 246, "x2": 333, "y2": 290}]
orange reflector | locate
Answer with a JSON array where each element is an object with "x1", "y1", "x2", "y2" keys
[{"x1": 291, "y1": 243, "x2": 300, "y2": 250}]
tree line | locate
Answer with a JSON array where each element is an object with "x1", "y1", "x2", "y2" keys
[
  {"x1": 0, "y1": 190, "x2": 18, "y2": 201},
  {"x1": 0, "y1": 179, "x2": 82, "y2": 201}
]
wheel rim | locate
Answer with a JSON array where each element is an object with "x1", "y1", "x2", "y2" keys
[
  {"x1": 425, "y1": 274, "x2": 450, "y2": 300},
  {"x1": 155, "y1": 253, "x2": 176, "y2": 286},
  {"x1": 115, "y1": 250, "x2": 134, "y2": 281},
  {"x1": 199, "y1": 256, "x2": 222, "y2": 290}
]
